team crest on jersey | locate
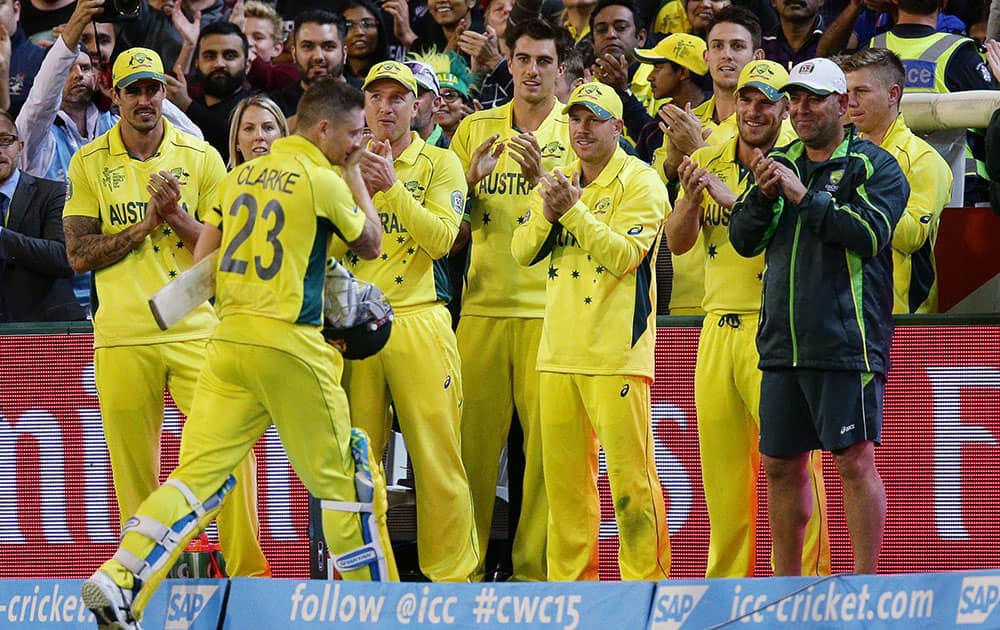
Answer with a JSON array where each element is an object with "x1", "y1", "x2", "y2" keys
[
  {"x1": 102, "y1": 166, "x2": 125, "y2": 189},
  {"x1": 540, "y1": 141, "x2": 567, "y2": 158},
  {"x1": 826, "y1": 169, "x2": 843, "y2": 193},
  {"x1": 170, "y1": 167, "x2": 191, "y2": 185},
  {"x1": 451, "y1": 190, "x2": 465, "y2": 214},
  {"x1": 594, "y1": 197, "x2": 611, "y2": 214},
  {"x1": 403, "y1": 180, "x2": 425, "y2": 197}
]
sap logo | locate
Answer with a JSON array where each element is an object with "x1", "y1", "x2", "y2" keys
[
  {"x1": 165, "y1": 584, "x2": 219, "y2": 629},
  {"x1": 956, "y1": 576, "x2": 1000, "y2": 624},
  {"x1": 650, "y1": 585, "x2": 708, "y2": 630}
]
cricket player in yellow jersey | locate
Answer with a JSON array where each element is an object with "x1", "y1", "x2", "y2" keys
[
  {"x1": 344, "y1": 61, "x2": 477, "y2": 582},
  {"x1": 653, "y1": 7, "x2": 767, "y2": 316},
  {"x1": 62, "y1": 48, "x2": 268, "y2": 579},
  {"x1": 841, "y1": 49, "x2": 952, "y2": 314},
  {"x1": 666, "y1": 60, "x2": 830, "y2": 578},
  {"x1": 82, "y1": 79, "x2": 396, "y2": 629},
  {"x1": 512, "y1": 82, "x2": 670, "y2": 581},
  {"x1": 450, "y1": 18, "x2": 574, "y2": 582}
]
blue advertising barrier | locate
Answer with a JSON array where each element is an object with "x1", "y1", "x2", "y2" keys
[
  {"x1": 3, "y1": 570, "x2": 999, "y2": 629},
  {"x1": 223, "y1": 579, "x2": 655, "y2": 629},
  {"x1": 648, "y1": 570, "x2": 1000, "y2": 629}
]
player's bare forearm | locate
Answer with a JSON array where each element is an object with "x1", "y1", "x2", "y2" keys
[
  {"x1": 160, "y1": 209, "x2": 203, "y2": 251},
  {"x1": 64, "y1": 215, "x2": 150, "y2": 273},
  {"x1": 194, "y1": 223, "x2": 222, "y2": 262},
  {"x1": 665, "y1": 197, "x2": 702, "y2": 255}
]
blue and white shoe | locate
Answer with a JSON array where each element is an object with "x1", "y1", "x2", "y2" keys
[{"x1": 81, "y1": 570, "x2": 142, "y2": 629}]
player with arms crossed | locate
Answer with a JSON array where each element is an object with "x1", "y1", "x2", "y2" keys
[
  {"x1": 730, "y1": 58, "x2": 906, "y2": 575},
  {"x1": 666, "y1": 60, "x2": 830, "y2": 578},
  {"x1": 81, "y1": 78, "x2": 395, "y2": 629},
  {"x1": 62, "y1": 48, "x2": 268, "y2": 580},
  {"x1": 344, "y1": 61, "x2": 478, "y2": 582},
  {"x1": 512, "y1": 83, "x2": 670, "y2": 581}
]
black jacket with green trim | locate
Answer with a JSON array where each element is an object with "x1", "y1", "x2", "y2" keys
[{"x1": 729, "y1": 126, "x2": 908, "y2": 375}]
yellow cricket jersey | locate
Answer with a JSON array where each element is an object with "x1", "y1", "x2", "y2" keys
[
  {"x1": 867, "y1": 115, "x2": 951, "y2": 314},
  {"x1": 511, "y1": 148, "x2": 668, "y2": 378},
  {"x1": 345, "y1": 132, "x2": 464, "y2": 311},
  {"x1": 562, "y1": 13, "x2": 591, "y2": 43},
  {"x1": 653, "y1": 0, "x2": 692, "y2": 36},
  {"x1": 206, "y1": 135, "x2": 366, "y2": 332},
  {"x1": 451, "y1": 100, "x2": 574, "y2": 317},
  {"x1": 676, "y1": 126, "x2": 798, "y2": 314},
  {"x1": 64, "y1": 119, "x2": 225, "y2": 347}
]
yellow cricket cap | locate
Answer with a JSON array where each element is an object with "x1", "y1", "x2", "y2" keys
[
  {"x1": 362, "y1": 61, "x2": 418, "y2": 96},
  {"x1": 633, "y1": 33, "x2": 708, "y2": 76},
  {"x1": 562, "y1": 82, "x2": 623, "y2": 120},
  {"x1": 736, "y1": 60, "x2": 789, "y2": 102},
  {"x1": 112, "y1": 48, "x2": 166, "y2": 89}
]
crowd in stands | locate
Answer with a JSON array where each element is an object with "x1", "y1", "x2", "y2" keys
[{"x1": 0, "y1": 0, "x2": 997, "y2": 324}]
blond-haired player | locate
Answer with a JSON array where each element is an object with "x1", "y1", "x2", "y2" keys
[
  {"x1": 63, "y1": 48, "x2": 268, "y2": 580},
  {"x1": 345, "y1": 61, "x2": 478, "y2": 582},
  {"x1": 81, "y1": 78, "x2": 396, "y2": 629},
  {"x1": 841, "y1": 48, "x2": 951, "y2": 314},
  {"x1": 666, "y1": 60, "x2": 830, "y2": 578},
  {"x1": 513, "y1": 82, "x2": 670, "y2": 581}
]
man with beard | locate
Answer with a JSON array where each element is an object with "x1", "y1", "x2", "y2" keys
[
  {"x1": 269, "y1": 10, "x2": 346, "y2": 119},
  {"x1": 167, "y1": 21, "x2": 251, "y2": 164},
  {"x1": 666, "y1": 60, "x2": 829, "y2": 578}
]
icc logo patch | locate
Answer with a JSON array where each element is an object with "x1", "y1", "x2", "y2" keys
[
  {"x1": 102, "y1": 166, "x2": 125, "y2": 190},
  {"x1": 451, "y1": 190, "x2": 465, "y2": 214},
  {"x1": 66, "y1": 179, "x2": 73, "y2": 200}
]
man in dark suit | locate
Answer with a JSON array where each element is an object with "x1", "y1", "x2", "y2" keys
[{"x1": 0, "y1": 109, "x2": 85, "y2": 322}]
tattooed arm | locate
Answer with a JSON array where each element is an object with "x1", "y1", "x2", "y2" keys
[{"x1": 64, "y1": 209, "x2": 162, "y2": 274}]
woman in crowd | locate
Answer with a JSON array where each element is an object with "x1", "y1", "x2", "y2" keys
[
  {"x1": 343, "y1": 0, "x2": 394, "y2": 86},
  {"x1": 227, "y1": 94, "x2": 289, "y2": 169}
]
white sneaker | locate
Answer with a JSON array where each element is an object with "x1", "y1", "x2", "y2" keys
[{"x1": 81, "y1": 570, "x2": 142, "y2": 629}]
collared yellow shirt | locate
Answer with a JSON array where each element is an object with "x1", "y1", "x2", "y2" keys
[
  {"x1": 451, "y1": 100, "x2": 574, "y2": 317},
  {"x1": 209, "y1": 135, "x2": 366, "y2": 329},
  {"x1": 867, "y1": 114, "x2": 951, "y2": 313},
  {"x1": 346, "y1": 132, "x2": 464, "y2": 311},
  {"x1": 674, "y1": 126, "x2": 798, "y2": 314},
  {"x1": 64, "y1": 118, "x2": 225, "y2": 347},
  {"x1": 512, "y1": 148, "x2": 668, "y2": 378}
]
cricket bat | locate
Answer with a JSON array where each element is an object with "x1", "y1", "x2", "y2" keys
[{"x1": 149, "y1": 250, "x2": 219, "y2": 331}]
